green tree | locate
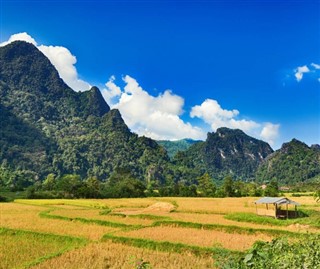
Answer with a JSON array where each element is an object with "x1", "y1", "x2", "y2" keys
[
  {"x1": 314, "y1": 182, "x2": 320, "y2": 202},
  {"x1": 264, "y1": 179, "x2": 279, "y2": 197},
  {"x1": 55, "y1": 174, "x2": 83, "y2": 198},
  {"x1": 84, "y1": 176, "x2": 101, "y2": 198},
  {"x1": 102, "y1": 168, "x2": 146, "y2": 198},
  {"x1": 197, "y1": 173, "x2": 216, "y2": 197},
  {"x1": 42, "y1": 173, "x2": 56, "y2": 191},
  {"x1": 222, "y1": 175, "x2": 235, "y2": 197}
]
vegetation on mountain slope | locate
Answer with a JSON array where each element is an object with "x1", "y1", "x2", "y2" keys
[
  {"x1": 157, "y1": 139, "x2": 200, "y2": 158},
  {"x1": 256, "y1": 139, "x2": 320, "y2": 184},
  {"x1": 0, "y1": 41, "x2": 319, "y2": 195}
]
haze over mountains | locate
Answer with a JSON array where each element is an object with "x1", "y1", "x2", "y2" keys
[{"x1": 0, "y1": 41, "x2": 319, "y2": 189}]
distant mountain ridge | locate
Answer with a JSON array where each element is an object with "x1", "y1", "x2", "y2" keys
[{"x1": 173, "y1": 128, "x2": 274, "y2": 180}]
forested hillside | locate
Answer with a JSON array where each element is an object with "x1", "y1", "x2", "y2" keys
[
  {"x1": 0, "y1": 41, "x2": 169, "y2": 189},
  {"x1": 173, "y1": 128, "x2": 273, "y2": 181},
  {"x1": 256, "y1": 139, "x2": 320, "y2": 184}
]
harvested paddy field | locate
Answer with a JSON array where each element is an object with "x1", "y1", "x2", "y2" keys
[
  {"x1": 1, "y1": 196, "x2": 319, "y2": 268},
  {"x1": 114, "y1": 226, "x2": 273, "y2": 251},
  {"x1": 31, "y1": 241, "x2": 214, "y2": 269}
]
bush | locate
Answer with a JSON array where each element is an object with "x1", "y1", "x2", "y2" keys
[{"x1": 215, "y1": 235, "x2": 320, "y2": 269}]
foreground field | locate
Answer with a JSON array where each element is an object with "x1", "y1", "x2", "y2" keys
[{"x1": 1, "y1": 196, "x2": 319, "y2": 268}]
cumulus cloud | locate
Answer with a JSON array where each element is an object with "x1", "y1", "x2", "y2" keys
[
  {"x1": 101, "y1": 75, "x2": 122, "y2": 104},
  {"x1": 190, "y1": 99, "x2": 259, "y2": 132},
  {"x1": 0, "y1": 32, "x2": 90, "y2": 91},
  {"x1": 101, "y1": 75, "x2": 205, "y2": 140},
  {"x1": 260, "y1": 123, "x2": 280, "y2": 146},
  {"x1": 294, "y1": 63, "x2": 320, "y2": 82},
  {"x1": 0, "y1": 32, "x2": 37, "y2": 46},
  {"x1": 190, "y1": 99, "x2": 279, "y2": 146}
]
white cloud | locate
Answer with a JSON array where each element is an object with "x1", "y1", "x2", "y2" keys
[
  {"x1": 190, "y1": 99, "x2": 259, "y2": 132},
  {"x1": 260, "y1": 123, "x2": 280, "y2": 146},
  {"x1": 0, "y1": 32, "x2": 37, "y2": 46},
  {"x1": 311, "y1": 63, "x2": 320, "y2": 69},
  {"x1": 0, "y1": 32, "x2": 90, "y2": 91},
  {"x1": 294, "y1": 65, "x2": 310, "y2": 82},
  {"x1": 101, "y1": 75, "x2": 205, "y2": 140},
  {"x1": 190, "y1": 99, "x2": 279, "y2": 146},
  {"x1": 294, "y1": 63, "x2": 320, "y2": 83},
  {"x1": 101, "y1": 75, "x2": 122, "y2": 105}
]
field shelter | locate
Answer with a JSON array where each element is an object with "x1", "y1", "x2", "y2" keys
[{"x1": 254, "y1": 197, "x2": 300, "y2": 219}]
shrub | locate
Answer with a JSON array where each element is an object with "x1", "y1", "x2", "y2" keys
[{"x1": 215, "y1": 235, "x2": 320, "y2": 269}]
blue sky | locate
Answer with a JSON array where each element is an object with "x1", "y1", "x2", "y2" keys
[{"x1": 1, "y1": 0, "x2": 319, "y2": 149}]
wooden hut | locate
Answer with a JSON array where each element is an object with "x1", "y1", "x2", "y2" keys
[{"x1": 254, "y1": 197, "x2": 300, "y2": 219}]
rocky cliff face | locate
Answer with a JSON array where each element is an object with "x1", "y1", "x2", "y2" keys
[{"x1": 174, "y1": 127, "x2": 274, "y2": 180}]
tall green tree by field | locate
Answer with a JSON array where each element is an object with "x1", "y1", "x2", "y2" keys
[
  {"x1": 197, "y1": 173, "x2": 216, "y2": 197},
  {"x1": 222, "y1": 175, "x2": 235, "y2": 197},
  {"x1": 264, "y1": 179, "x2": 279, "y2": 197}
]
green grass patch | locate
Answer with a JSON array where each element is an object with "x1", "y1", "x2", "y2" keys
[
  {"x1": 102, "y1": 234, "x2": 240, "y2": 257},
  {"x1": 152, "y1": 220, "x2": 305, "y2": 237},
  {"x1": 128, "y1": 214, "x2": 171, "y2": 221},
  {"x1": 39, "y1": 209, "x2": 143, "y2": 229},
  {"x1": 224, "y1": 210, "x2": 320, "y2": 228},
  {"x1": 0, "y1": 227, "x2": 87, "y2": 269},
  {"x1": 108, "y1": 212, "x2": 127, "y2": 218},
  {"x1": 176, "y1": 209, "x2": 226, "y2": 215},
  {"x1": 107, "y1": 212, "x2": 171, "y2": 221},
  {"x1": 14, "y1": 199, "x2": 108, "y2": 209},
  {"x1": 99, "y1": 208, "x2": 112, "y2": 215}
]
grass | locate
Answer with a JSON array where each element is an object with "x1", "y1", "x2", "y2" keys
[
  {"x1": 102, "y1": 234, "x2": 240, "y2": 257},
  {"x1": 113, "y1": 226, "x2": 273, "y2": 251},
  {"x1": 2, "y1": 197, "x2": 319, "y2": 268},
  {"x1": 0, "y1": 203, "x2": 121, "y2": 240},
  {"x1": 151, "y1": 220, "x2": 305, "y2": 237},
  {"x1": 14, "y1": 199, "x2": 108, "y2": 209},
  {"x1": 125, "y1": 214, "x2": 171, "y2": 221},
  {"x1": 39, "y1": 209, "x2": 142, "y2": 229},
  {"x1": 31, "y1": 241, "x2": 217, "y2": 269},
  {"x1": 0, "y1": 227, "x2": 87, "y2": 269},
  {"x1": 224, "y1": 210, "x2": 320, "y2": 228}
]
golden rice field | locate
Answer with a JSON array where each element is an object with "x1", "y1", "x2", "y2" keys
[{"x1": 1, "y1": 196, "x2": 319, "y2": 268}]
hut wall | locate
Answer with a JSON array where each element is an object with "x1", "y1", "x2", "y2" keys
[{"x1": 257, "y1": 208, "x2": 276, "y2": 217}]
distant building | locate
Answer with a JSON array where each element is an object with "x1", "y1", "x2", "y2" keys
[{"x1": 260, "y1": 184, "x2": 267, "y2": 190}]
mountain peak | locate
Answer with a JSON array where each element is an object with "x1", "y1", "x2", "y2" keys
[
  {"x1": 78, "y1": 86, "x2": 110, "y2": 117},
  {"x1": 0, "y1": 40, "x2": 68, "y2": 96},
  {"x1": 257, "y1": 138, "x2": 320, "y2": 184},
  {"x1": 280, "y1": 139, "x2": 309, "y2": 154},
  {"x1": 1, "y1": 40, "x2": 39, "y2": 58},
  {"x1": 215, "y1": 127, "x2": 246, "y2": 138}
]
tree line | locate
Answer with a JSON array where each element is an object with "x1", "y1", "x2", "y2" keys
[{"x1": 20, "y1": 171, "x2": 281, "y2": 199}]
